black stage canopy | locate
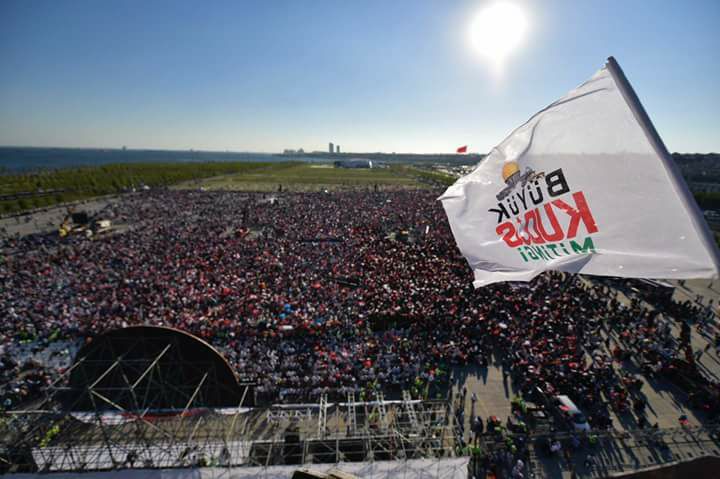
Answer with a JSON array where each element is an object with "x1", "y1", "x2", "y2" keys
[{"x1": 62, "y1": 326, "x2": 247, "y2": 411}]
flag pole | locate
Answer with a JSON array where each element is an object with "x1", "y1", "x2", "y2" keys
[{"x1": 605, "y1": 56, "x2": 720, "y2": 276}]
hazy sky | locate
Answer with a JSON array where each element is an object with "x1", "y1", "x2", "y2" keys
[{"x1": 1, "y1": 0, "x2": 718, "y2": 153}]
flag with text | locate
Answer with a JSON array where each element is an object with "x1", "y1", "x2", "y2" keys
[{"x1": 440, "y1": 57, "x2": 720, "y2": 287}]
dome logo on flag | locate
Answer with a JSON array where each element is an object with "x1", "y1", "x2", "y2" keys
[{"x1": 497, "y1": 161, "x2": 544, "y2": 201}]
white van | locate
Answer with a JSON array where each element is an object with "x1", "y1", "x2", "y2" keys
[{"x1": 554, "y1": 395, "x2": 591, "y2": 432}]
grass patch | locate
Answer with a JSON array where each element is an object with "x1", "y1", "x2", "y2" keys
[
  {"x1": 397, "y1": 166, "x2": 457, "y2": 187},
  {"x1": 184, "y1": 163, "x2": 423, "y2": 191}
]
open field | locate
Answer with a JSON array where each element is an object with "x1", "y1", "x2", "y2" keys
[{"x1": 173, "y1": 163, "x2": 449, "y2": 191}]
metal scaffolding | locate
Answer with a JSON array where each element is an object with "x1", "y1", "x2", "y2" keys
[{"x1": 0, "y1": 388, "x2": 462, "y2": 473}]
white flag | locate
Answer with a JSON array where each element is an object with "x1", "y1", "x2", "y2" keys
[{"x1": 440, "y1": 57, "x2": 720, "y2": 287}]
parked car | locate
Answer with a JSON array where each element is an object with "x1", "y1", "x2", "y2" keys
[{"x1": 554, "y1": 395, "x2": 591, "y2": 432}]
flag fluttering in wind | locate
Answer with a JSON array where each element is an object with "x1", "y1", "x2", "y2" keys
[
  {"x1": 456, "y1": 145, "x2": 468, "y2": 154},
  {"x1": 440, "y1": 57, "x2": 720, "y2": 287}
]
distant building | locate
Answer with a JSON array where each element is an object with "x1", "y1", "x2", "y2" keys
[
  {"x1": 334, "y1": 159, "x2": 373, "y2": 169},
  {"x1": 336, "y1": 145, "x2": 340, "y2": 154},
  {"x1": 283, "y1": 148, "x2": 305, "y2": 155},
  {"x1": 329, "y1": 142, "x2": 334, "y2": 154}
]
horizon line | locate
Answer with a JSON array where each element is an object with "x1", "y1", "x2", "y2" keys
[
  {"x1": 1, "y1": 145, "x2": 718, "y2": 156},
  {"x1": 0, "y1": 144, "x2": 490, "y2": 156}
]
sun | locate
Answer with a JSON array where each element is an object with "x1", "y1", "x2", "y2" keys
[{"x1": 469, "y1": 2, "x2": 528, "y2": 72}]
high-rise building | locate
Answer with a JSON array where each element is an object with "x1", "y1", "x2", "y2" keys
[
  {"x1": 328, "y1": 142, "x2": 334, "y2": 154},
  {"x1": 336, "y1": 145, "x2": 340, "y2": 154}
]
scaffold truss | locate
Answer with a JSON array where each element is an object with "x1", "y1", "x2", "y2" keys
[{"x1": 0, "y1": 390, "x2": 461, "y2": 473}]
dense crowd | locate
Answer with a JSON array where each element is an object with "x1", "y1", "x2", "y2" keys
[{"x1": 0, "y1": 189, "x2": 712, "y2": 414}]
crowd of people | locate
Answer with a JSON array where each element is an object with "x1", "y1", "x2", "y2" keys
[{"x1": 0, "y1": 189, "x2": 713, "y2": 416}]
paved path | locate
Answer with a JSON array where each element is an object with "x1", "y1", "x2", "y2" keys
[
  {"x1": 450, "y1": 361, "x2": 514, "y2": 438},
  {"x1": 530, "y1": 426, "x2": 720, "y2": 478}
]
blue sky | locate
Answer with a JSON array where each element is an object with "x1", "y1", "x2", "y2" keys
[{"x1": 1, "y1": 0, "x2": 718, "y2": 153}]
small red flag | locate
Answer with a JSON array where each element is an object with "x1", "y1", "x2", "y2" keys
[{"x1": 456, "y1": 145, "x2": 467, "y2": 153}]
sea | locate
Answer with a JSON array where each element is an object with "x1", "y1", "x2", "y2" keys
[{"x1": 0, "y1": 147, "x2": 318, "y2": 173}]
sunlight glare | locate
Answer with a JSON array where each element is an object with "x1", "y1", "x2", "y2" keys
[{"x1": 470, "y1": 2, "x2": 528, "y2": 74}]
